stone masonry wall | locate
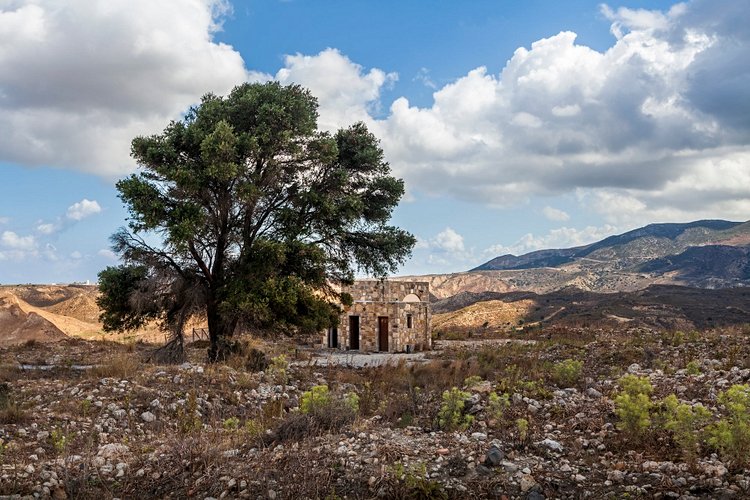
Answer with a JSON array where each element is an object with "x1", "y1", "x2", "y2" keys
[{"x1": 327, "y1": 279, "x2": 431, "y2": 353}]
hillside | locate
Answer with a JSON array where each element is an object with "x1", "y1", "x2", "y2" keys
[
  {"x1": 0, "y1": 285, "x2": 166, "y2": 346},
  {"x1": 415, "y1": 220, "x2": 750, "y2": 299},
  {"x1": 432, "y1": 285, "x2": 750, "y2": 335}
]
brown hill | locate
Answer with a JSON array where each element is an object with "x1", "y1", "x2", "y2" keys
[
  {"x1": 0, "y1": 285, "x2": 168, "y2": 345},
  {"x1": 432, "y1": 285, "x2": 750, "y2": 334},
  {"x1": 0, "y1": 291, "x2": 67, "y2": 346}
]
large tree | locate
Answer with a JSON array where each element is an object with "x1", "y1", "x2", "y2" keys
[{"x1": 98, "y1": 82, "x2": 415, "y2": 361}]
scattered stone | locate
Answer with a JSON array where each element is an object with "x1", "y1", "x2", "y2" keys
[
  {"x1": 140, "y1": 411, "x2": 156, "y2": 423},
  {"x1": 519, "y1": 474, "x2": 537, "y2": 493},
  {"x1": 97, "y1": 443, "x2": 130, "y2": 460},
  {"x1": 484, "y1": 446, "x2": 504, "y2": 466},
  {"x1": 538, "y1": 438, "x2": 564, "y2": 452}
]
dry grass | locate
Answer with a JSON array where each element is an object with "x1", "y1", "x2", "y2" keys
[{"x1": 90, "y1": 351, "x2": 142, "y2": 379}]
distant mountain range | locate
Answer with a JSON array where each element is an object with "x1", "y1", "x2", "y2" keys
[{"x1": 408, "y1": 220, "x2": 750, "y2": 299}]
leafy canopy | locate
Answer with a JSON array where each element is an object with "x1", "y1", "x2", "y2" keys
[{"x1": 98, "y1": 82, "x2": 415, "y2": 350}]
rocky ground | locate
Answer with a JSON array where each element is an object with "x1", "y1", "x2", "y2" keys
[{"x1": 1, "y1": 325, "x2": 750, "y2": 499}]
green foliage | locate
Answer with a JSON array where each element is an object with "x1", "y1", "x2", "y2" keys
[
  {"x1": 50, "y1": 428, "x2": 72, "y2": 453},
  {"x1": 266, "y1": 354, "x2": 289, "y2": 385},
  {"x1": 463, "y1": 375, "x2": 483, "y2": 388},
  {"x1": 244, "y1": 418, "x2": 263, "y2": 438},
  {"x1": 300, "y1": 385, "x2": 332, "y2": 415},
  {"x1": 685, "y1": 360, "x2": 701, "y2": 375},
  {"x1": 615, "y1": 375, "x2": 654, "y2": 440},
  {"x1": 671, "y1": 330, "x2": 684, "y2": 347},
  {"x1": 389, "y1": 461, "x2": 448, "y2": 500},
  {"x1": 619, "y1": 374, "x2": 653, "y2": 397},
  {"x1": 516, "y1": 418, "x2": 529, "y2": 443},
  {"x1": 487, "y1": 391, "x2": 510, "y2": 423},
  {"x1": 661, "y1": 394, "x2": 711, "y2": 463},
  {"x1": 437, "y1": 387, "x2": 474, "y2": 431},
  {"x1": 96, "y1": 265, "x2": 158, "y2": 332},
  {"x1": 100, "y1": 82, "x2": 415, "y2": 360},
  {"x1": 345, "y1": 392, "x2": 360, "y2": 413},
  {"x1": 551, "y1": 359, "x2": 583, "y2": 388},
  {"x1": 222, "y1": 416, "x2": 240, "y2": 431},
  {"x1": 80, "y1": 399, "x2": 92, "y2": 418},
  {"x1": 707, "y1": 384, "x2": 750, "y2": 466}
]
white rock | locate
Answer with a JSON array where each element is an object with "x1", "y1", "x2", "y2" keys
[
  {"x1": 538, "y1": 438, "x2": 564, "y2": 452},
  {"x1": 140, "y1": 411, "x2": 156, "y2": 423},
  {"x1": 97, "y1": 443, "x2": 130, "y2": 460}
]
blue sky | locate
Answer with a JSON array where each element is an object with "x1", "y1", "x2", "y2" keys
[{"x1": 1, "y1": 0, "x2": 749, "y2": 283}]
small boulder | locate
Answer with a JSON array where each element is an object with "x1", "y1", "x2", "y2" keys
[
  {"x1": 484, "y1": 446, "x2": 504, "y2": 467},
  {"x1": 538, "y1": 438, "x2": 563, "y2": 452},
  {"x1": 97, "y1": 443, "x2": 130, "y2": 461}
]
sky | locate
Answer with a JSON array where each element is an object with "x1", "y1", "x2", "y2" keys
[{"x1": 0, "y1": 0, "x2": 749, "y2": 283}]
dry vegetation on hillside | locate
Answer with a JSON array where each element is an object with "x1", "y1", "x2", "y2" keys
[{"x1": 2, "y1": 324, "x2": 750, "y2": 498}]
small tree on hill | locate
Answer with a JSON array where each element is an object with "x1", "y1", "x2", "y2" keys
[{"x1": 97, "y1": 82, "x2": 415, "y2": 361}]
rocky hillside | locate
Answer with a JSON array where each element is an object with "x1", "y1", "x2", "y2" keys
[
  {"x1": 0, "y1": 285, "x2": 166, "y2": 346},
  {"x1": 432, "y1": 285, "x2": 750, "y2": 335},
  {"x1": 417, "y1": 220, "x2": 750, "y2": 299},
  {"x1": 3, "y1": 327, "x2": 750, "y2": 498}
]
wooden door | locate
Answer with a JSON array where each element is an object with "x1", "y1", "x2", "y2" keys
[
  {"x1": 349, "y1": 316, "x2": 360, "y2": 350},
  {"x1": 378, "y1": 316, "x2": 389, "y2": 352}
]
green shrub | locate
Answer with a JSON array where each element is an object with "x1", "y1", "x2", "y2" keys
[
  {"x1": 300, "y1": 385, "x2": 332, "y2": 414},
  {"x1": 344, "y1": 392, "x2": 360, "y2": 413},
  {"x1": 487, "y1": 391, "x2": 510, "y2": 423},
  {"x1": 551, "y1": 359, "x2": 583, "y2": 388},
  {"x1": 244, "y1": 418, "x2": 263, "y2": 438},
  {"x1": 707, "y1": 384, "x2": 750, "y2": 466},
  {"x1": 619, "y1": 374, "x2": 653, "y2": 396},
  {"x1": 671, "y1": 330, "x2": 684, "y2": 347},
  {"x1": 280, "y1": 384, "x2": 359, "y2": 441},
  {"x1": 661, "y1": 394, "x2": 711, "y2": 463},
  {"x1": 463, "y1": 375, "x2": 483, "y2": 388},
  {"x1": 267, "y1": 354, "x2": 289, "y2": 385},
  {"x1": 437, "y1": 387, "x2": 473, "y2": 431},
  {"x1": 685, "y1": 360, "x2": 701, "y2": 376},
  {"x1": 50, "y1": 428, "x2": 72, "y2": 453},
  {"x1": 516, "y1": 417, "x2": 529, "y2": 443},
  {"x1": 222, "y1": 416, "x2": 240, "y2": 431},
  {"x1": 615, "y1": 375, "x2": 654, "y2": 441},
  {"x1": 388, "y1": 461, "x2": 448, "y2": 500}
]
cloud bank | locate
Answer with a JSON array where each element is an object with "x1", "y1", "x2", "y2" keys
[
  {"x1": 0, "y1": 0, "x2": 247, "y2": 176},
  {"x1": 1, "y1": 0, "x2": 749, "y2": 249}
]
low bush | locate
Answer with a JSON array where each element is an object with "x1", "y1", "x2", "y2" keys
[
  {"x1": 614, "y1": 375, "x2": 654, "y2": 442},
  {"x1": 437, "y1": 387, "x2": 473, "y2": 431},
  {"x1": 551, "y1": 359, "x2": 583, "y2": 388},
  {"x1": 487, "y1": 391, "x2": 510, "y2": 424},
  {"x1": 707, "y1": 384, "x2": 750, "y2": 467},
  {"x1": 661, "y1": 394, "x2": 711, "y2": 463},
  {"x1": 273, "y1": 384, "x2": 358, "y2": 442}
]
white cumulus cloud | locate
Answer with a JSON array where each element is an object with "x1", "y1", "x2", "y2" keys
[
  {"x1": 1, "y1": 231, "x2": 36, "y2": 251},
  {"x1": 0, "y1": 0, "x2": 248, "y2": 176},
  {"x1": 66, "y1": 199, "x2": 101, "y2": 221},
  {"x1": 275, "y1": 48, "x2": 397, "y2": 132},
  {"x1": 484, "y1": 225, "x2": 619, "y2": 257},
  {"x1": 542, "y1": 206, "x2": 570, "y2": 222}
]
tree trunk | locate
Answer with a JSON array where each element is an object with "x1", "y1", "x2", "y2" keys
[{"x1": 206, "y1": 296, "x2": 237, "y2": 362}]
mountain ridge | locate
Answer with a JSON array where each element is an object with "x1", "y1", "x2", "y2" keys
[{"x1": 404, "y1": 219, "x2": 750, "y2": 300}]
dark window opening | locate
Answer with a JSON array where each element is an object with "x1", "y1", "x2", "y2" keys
[{"x1": 407, "y1": 313, "x2": 413, "y2": 328}]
